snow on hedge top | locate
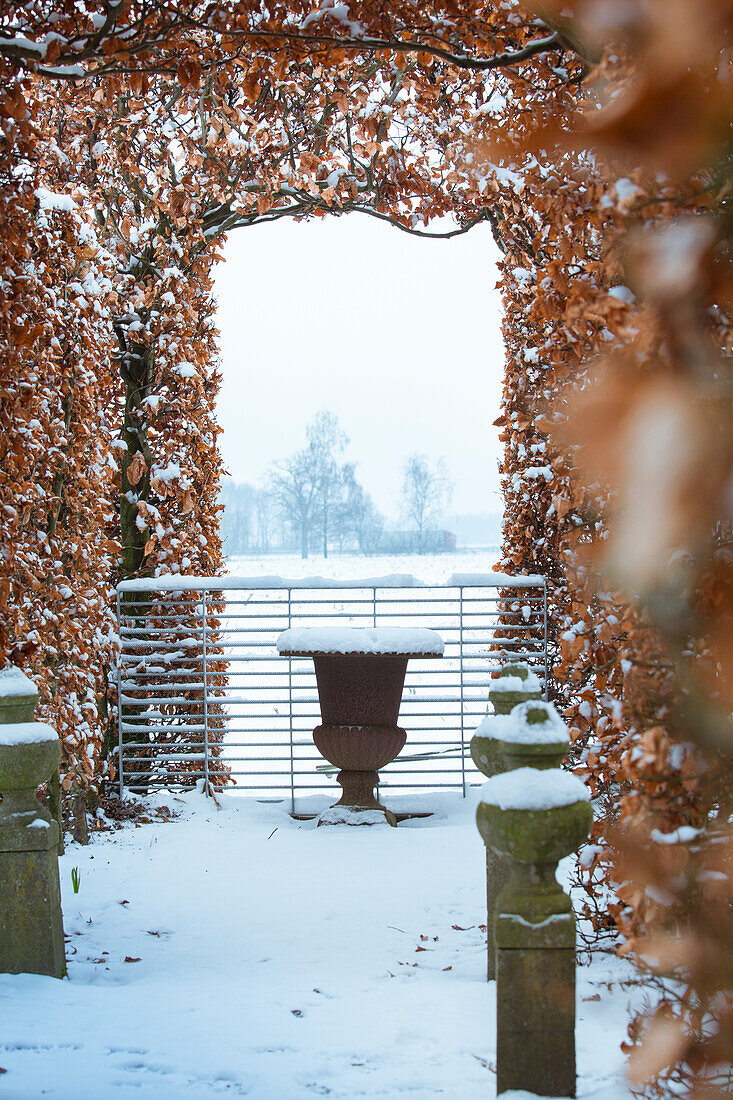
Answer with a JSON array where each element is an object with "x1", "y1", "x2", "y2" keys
[
  {"x1": 117, "y1": 572, "x2": 546, "y2": 593},
  {"x1": 277, "y1": 627, "x2": 444, "y2": 657},
  {"x1": 0, "y1": 722, "x2": 57, "y2": 747},
  {"x1": 476, "y1": 701, "x2": 569, "y2": 745},
  {"x1": 480, "y1": 767, "x2": 590, "y2": 811},
  {"x1": 0, "y1": 666, "x2": 38, "y2": 699}
]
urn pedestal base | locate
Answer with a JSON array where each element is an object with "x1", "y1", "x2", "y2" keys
[
  {"x1": 317, "y1": 806, "x2": 394, "y2": 827},
  {"x1": 313, "y1": 723, "x2": 405, "y2": 827}
]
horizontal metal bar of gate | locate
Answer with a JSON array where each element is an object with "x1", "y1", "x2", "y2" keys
[{"x1": 115, "y1": 573, "x2": 548, "y2": 813}]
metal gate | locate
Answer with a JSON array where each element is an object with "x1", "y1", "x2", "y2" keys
[{"x1": 115, "y1": 572, "x2": 547, "y2": 811}]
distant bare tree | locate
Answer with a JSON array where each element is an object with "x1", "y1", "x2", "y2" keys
[
  {"x1": 308, "y1": 410, "x2": 348, "y2": 559},
  {"x1": 268, "y1": 409, "x2": 348, "y2": 559},
  {"x1": 254, "y1": 489, "x2": 273, "y2": 553},
  {"x1": 400, "y1": 454, "x2": 452, "y2": 552},
  {"x1": 269, "y1": 449, "x2": 320, "y2": 559},
  {"x1": 219, "y1": 480, "x2": 258, "y2": 553},
  {"x1": 335, "y1": 464, "x2": 384, "y2": 553}
]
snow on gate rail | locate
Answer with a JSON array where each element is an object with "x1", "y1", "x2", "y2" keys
[{"x1": 115, "y1": 572, "x2": 548, "y2": 812}]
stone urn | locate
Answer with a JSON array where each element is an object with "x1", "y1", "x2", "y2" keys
[{"x1": 277, "y1": 627, "x2": 443, "y2": 824}]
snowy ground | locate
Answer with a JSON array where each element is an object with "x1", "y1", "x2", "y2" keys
[
  {"x1": 225, "y1": 549, "x2": 502, "y2": 586},
  {"x1": 0, "y1": 789, "x2": 642, "y2": 1100}
]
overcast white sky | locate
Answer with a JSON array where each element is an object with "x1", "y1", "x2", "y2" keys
[{"x1": 212, "y1": 213, "x2": 505, "y2": 521}]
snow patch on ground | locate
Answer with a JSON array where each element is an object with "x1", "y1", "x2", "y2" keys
[{"x1": 226, "y1": 550, "x2": 502, "y2": 587}]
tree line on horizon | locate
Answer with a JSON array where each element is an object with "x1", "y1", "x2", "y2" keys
[{"x1": 220, "y1": 410, "x2": 453, "y2": 558}]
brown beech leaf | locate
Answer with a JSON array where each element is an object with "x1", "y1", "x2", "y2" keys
[
  {"x1": 176, "y1": 61, "x2": 202, "y2": 88},
  {"x1": 627, "y1": 1009, "x2": 688, "y2": 1084},
  {"x1": 557, "y1": 359, "x2": 731, "y2": 591},
  {"x1": 126, "y1": 455, "x2": 147, "y2": 488}
]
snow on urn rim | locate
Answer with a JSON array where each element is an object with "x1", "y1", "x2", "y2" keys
[
  {"x1": 276, "y1": 626, "x2": 444, "y2": 658},
  {"x1": 480, "y1": 767, "x2": 591, "y2": 811}
]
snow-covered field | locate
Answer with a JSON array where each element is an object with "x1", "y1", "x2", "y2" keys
[
  {"x1": 0, "y1": 789, "x2": 640, "y2": 1100},
  {"x1": 225, "y1": 549, "x2": 502, "y2": 586}
]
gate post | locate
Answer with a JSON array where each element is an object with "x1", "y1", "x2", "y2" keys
[
  {"x1": 0, "y1": 668, "x2": 66, "y2": 978},
  {"x1": 470, "y1": 663, "x2": 542, "y2": 979},
  {"x1": 476, "y1": 705, "x2": 591, "y2": 1097}
]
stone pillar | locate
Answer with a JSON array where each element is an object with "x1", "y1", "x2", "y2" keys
[
  {"x1": 470, "y1": 663, "x2": 542, "y2": 979},
  {"x1": 476, "y1": 721, "x2": 591, "y2": 1098},
  {"x1": 0, "y1": 668, "x2": 66, "y2": 978}
]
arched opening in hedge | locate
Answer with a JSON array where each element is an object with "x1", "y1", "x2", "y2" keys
[{"x1": 213, "y1": 212, "x2": 504, "y2": 560}]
